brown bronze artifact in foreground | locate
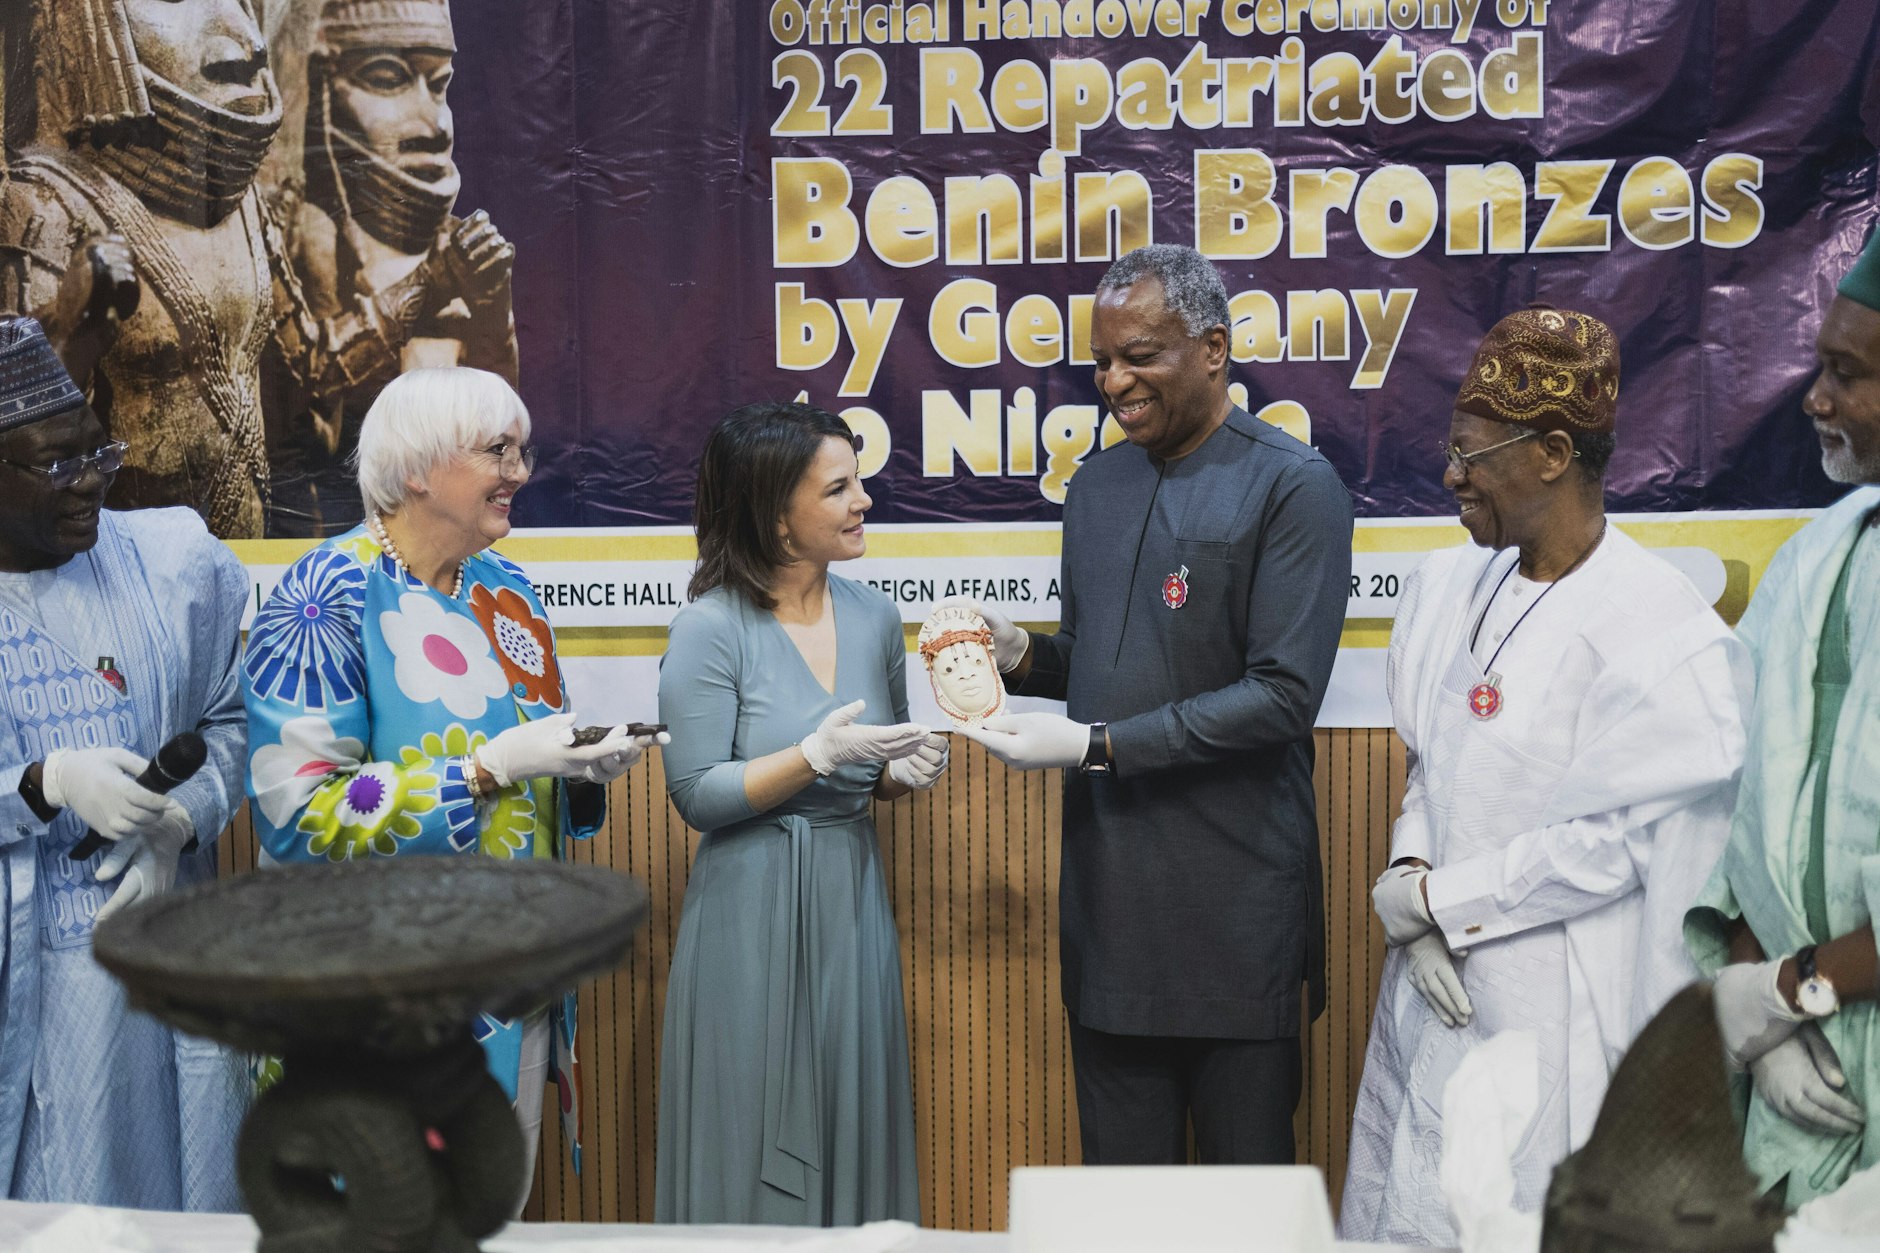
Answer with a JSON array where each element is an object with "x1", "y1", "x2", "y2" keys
[
  {"x1": 94, "y1": 857, "x2": 649, "y2": 1253},
  {"x1": 1540, "y1": 983, "x2": 1786, "y2": 1253}
]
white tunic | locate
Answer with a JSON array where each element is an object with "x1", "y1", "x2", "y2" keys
[{"x1": 1338, "y1": 528, "x2": 1751, "y2": 1245}]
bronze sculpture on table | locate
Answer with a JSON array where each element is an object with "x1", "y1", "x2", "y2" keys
[
  {"x1": 1540, "y1": 983, "x2": 1787, "y2": 1253},
  {"x1": 93, "y1": 857, "x2": 649, "y2": 1253}
]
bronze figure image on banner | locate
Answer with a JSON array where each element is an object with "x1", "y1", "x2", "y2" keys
[
  {"x1": 265, "y1": 0, "x2": 517, "y2": 538},
  {"x1": 0, "y1": 0, "x2": 517, "y2": 540}
]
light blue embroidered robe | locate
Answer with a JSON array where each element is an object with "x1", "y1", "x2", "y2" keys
[{"x1": 0, "y1": 508, "x2": 249, "y2": 1210}]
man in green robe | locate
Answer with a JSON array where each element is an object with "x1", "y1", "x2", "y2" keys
[{"x1": 1686, "y1": 234, "x2": 1880, "y2": 1205}]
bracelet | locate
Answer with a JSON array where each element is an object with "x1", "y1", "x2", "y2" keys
[{"x1": 462, "y1": 755, "x2": 487, "y2": 801}]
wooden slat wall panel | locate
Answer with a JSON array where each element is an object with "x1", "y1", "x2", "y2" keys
[
  {"x1": 218, "y1": 728, "x2": 1401, "y2": 1229},
  {"x1": 1298, "y1": 728, "x2": 1405, "y2": 1214}
]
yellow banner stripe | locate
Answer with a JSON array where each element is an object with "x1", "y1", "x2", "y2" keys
[
  {"x1": 1351, "y1": 525, "x2": 1467, "y2": 552},
  {"x1": 233, "y1": 514, "x2": 1815, "y2": 658},
  {"x1": 231, "y1": 517, "x2": 1809, "y2": 564},
  {"x1": 555, "y1": 620, "x2": 1396, "y2": 658},
  {"x1": 229, "y1": 530, "x2": 1070, "y2": 564}
]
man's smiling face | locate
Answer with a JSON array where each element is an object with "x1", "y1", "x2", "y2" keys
[{"x1": 1089, "y1": 276, "x2": 1229, "y2": 461}]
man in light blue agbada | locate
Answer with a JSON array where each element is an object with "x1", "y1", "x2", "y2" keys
[
  {"x1": 1687, "y1": 235, "x2": 1880, "y2": 1205},
  {"x1": 0, "y1": 315, "x2": 249, "y2": 1208}
]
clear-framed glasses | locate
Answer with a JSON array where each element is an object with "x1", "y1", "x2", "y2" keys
[
  {"x1": 0, "y1": 440, "x2": 129, "y2": 489},
  {"x1": 1441, "y1": 430, "x2": 1537, "y2": 477},
  {"x1": 466, "y1": 441, "x2": 537, "y2": 474}
]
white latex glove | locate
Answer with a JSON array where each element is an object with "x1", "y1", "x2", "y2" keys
[
  {"x1": 1714, "y1": 959, "x2": 1807, "y2": 1070},
  {"x1": 957, "y1": 712, "x2": 1091, "y2": 771},
  {"x1": 1405, "y1": 930, "x2": 1473, "y2": 1028},
  {"x1": 94, "y1": 797, "x2": 193, "y2": 924},
  {"x1": 40, "y1": 746, "x2": 169, "y2": 841},
  {"x1": 1373, "y1": 864, "x2": 1436, "y2": 947},
  {"x1": 577, "y1": 727, "x2": 671, "y2": 785},
  {"x1": 887, "y1": 733, "x2": 949, "y2": 791},
  {"x1": 475, "y1": 713, "x2": 652, "y2": 787},
  {"x1": 799, "y1": 701, "x2": 931, "y2": 776},
  {"x1": 932, "y1": 595, "x2": 1029, "y2": 673},
  {"x1": 1752, "y1": 1022, "x2": 1865, "y2": 1137}
]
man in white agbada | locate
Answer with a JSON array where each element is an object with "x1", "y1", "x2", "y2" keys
[
  {"x1": 0, "y1": 316, "x2": 249, "y2": 1208},
  {"x1": 1339, "y1": 307, "x2": 1752, "y2": 1244},
  {"x1": 1686, "y1": 234, "x2": 1880, "y2": 1206}
]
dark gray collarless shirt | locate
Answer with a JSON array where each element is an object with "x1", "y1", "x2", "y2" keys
[{"x1": 1017, "y1": 406, "x2": 1354, "y2": 1039}]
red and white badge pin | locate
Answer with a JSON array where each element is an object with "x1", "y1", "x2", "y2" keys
[
  {"x1": 1468, "y1": 672, "x2": 1503, "y2": 720},
  {"x1": 1162, "y1": 565, "x2": 1190, "y2": 609}
]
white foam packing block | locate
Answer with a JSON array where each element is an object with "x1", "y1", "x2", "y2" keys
[{"x1": 1009, "y1": 1165, "x2": 1336, "y2": 1253}]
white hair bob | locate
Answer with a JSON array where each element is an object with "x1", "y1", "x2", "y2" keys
[{"x1": 354, "y1": 367, "x2": 532, "y2": 516}]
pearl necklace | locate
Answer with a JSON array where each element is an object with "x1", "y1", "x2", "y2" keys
[{"x1": 368, "y1": 513, "x2": 465, "y2": 599}]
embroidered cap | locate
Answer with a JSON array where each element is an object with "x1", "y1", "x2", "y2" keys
[
  {"x1": 0, "y1": 318, "x2": 86, "y2": 435},
  {"x1": 1455, "y1": 306, "x2": 1620, "y2": 435},
  {"x1": 1836, "y1": 226, "x2": 1880, "y2": 312}
]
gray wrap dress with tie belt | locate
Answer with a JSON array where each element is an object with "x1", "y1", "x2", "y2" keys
[{"x1": 653, "y1": 577, "x2": 920, "y2": 1225}]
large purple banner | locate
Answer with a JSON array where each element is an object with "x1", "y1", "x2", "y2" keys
[{"x1": 439, "y1": 0, "x2": 1880, "y2": 528}]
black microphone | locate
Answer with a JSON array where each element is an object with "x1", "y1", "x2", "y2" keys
[{"x1": 67, "y1": 731, "x2": 208, "y2": 863}]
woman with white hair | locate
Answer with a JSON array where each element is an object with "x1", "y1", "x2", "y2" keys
[{"x1": 240, "y1": 366, "x2": 659, "y2": 1186}]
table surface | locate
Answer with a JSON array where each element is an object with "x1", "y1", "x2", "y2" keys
[{"x1": 0, "y1": 1200, "x2": 1443, "y2": 1253}]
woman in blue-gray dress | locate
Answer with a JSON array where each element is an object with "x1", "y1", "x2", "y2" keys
[{"x1": 655, "y1": 401, "x2": 948, "y2": 1225}]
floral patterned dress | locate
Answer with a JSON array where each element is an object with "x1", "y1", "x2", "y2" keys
[{"x1": 239, "y1": 525, "x2": 597, "y2": 1164}]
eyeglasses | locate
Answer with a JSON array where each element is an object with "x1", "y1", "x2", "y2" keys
[
  {"x1": 465, "y1": 441, "x2": 537, "y2": 474},
  {"x1": 1441, "y1": 430, "x2": 1537, "y2": 477},
  {"x1": 0, "y1": 440, "x2": 129, "y2": 489}
]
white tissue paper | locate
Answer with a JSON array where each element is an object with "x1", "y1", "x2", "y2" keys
[
  {"x1": 1439, "y1": 1029, "x2": 1545, "y2": 1253},
  {"x1": 485, "y1": 1218, "x2": 919, "y2": 1253},
  {"x1": 1776, "y1": 1160, "x2": 1880, "y2": 1253},
  {"x1": 18, "y1": 1207, "x2": 156, "y2": 1253}
]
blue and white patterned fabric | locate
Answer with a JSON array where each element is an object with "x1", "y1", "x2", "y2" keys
[
  {"x1": 0, "y1": 317, "x2": 85, "y2": 434},
  {"x1": 0, "y1": 508, "x2": 249, "y2": 1210}
]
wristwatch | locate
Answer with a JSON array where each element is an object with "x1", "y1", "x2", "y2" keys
[
  {"x1": 17, "y1": 763, "x2": 59, "y2": 824},
  {"x1": 1794, "y1": 945, "x2": 1840, "y2": 1018},
  {"x1": 1080, "y1": 723, "x2": 1112, "y2": 776}
]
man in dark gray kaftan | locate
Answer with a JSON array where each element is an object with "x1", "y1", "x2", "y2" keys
[{"x1": 958, "y1": 246, "x2": 1353, "y2": 1163}]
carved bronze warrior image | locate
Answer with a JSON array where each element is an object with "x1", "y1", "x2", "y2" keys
[
  {"x1": 0, "y1": 0, "x2": 517, "y2": 540},
  {"x1": 267, "y1": 0, "x2": 518, "y2": 537},
  {"x1": 0, "y1": 0, "x2": 285, "y2": 537}
]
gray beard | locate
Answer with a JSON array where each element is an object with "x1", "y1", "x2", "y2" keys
[{"x1": 86, "y1": 70, "x2": 283, "y2": 226}]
